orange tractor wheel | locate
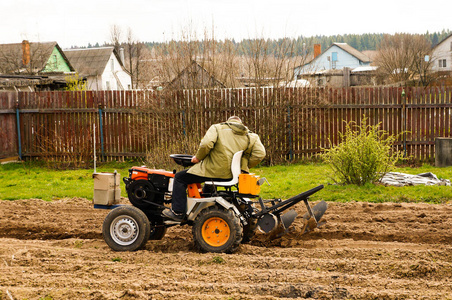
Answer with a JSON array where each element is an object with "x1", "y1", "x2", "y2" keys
[{"x1": 193, "y1": 206, "x2": 243, "y2": 253}]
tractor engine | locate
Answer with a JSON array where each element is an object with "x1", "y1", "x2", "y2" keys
[{"x1": 123, "y1": 167, "x2": 175, "y2": 210}]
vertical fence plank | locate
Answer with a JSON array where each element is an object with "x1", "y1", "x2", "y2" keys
[{"x1": 4, "y1": 87, "x2": 452, "y2": 163}]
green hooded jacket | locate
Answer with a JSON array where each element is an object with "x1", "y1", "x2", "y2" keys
[{"x1": 187, "y1": 120, "x2": 266, "y2": 179}]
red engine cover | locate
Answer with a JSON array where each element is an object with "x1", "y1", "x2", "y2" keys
[{"x1": 130, "y1": 166, "x2": 175, "y2": 181}]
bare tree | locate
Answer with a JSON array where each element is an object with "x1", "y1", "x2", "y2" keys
[
  {"x1": 151, "y1": 26, "x2": 236, "y2": 90},
  {"x1": 240, "y1": 37, "x2": 310, "y2": 88},
  {"x1": 374, "y1": 33, "x2": 435, "y2": 86},
  {"x1": 151, "y1": 27, "x2": 311, "y2": 91},
  {"x1": 109, "y1": 25, "x2": 147, "y2": 89},
  {"x1": 109, "y1": 25, "x2": 122, "y2": 54},
  {"x1": 125, "y1": 27, "x2": 146, "y2": 89}
]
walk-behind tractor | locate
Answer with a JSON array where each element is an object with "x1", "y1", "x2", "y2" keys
[{"x1": 93, "y1": 151, "x2": 327, "y2": 253}]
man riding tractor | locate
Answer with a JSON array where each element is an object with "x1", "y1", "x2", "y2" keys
[{"x1": 163, "y1": 116, "x2": 266, "y2": 222}]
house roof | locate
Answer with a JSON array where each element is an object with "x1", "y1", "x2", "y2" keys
[
  {"x1": 432, "y1": 33, "x2": 452, "y2": 51},
  {"x1": 332, "y1": 43, "x2": 371, "y2": 63},
  {"x1": 166, "y1": 60, "x2": 225, "y2": 89},
  {"x1": 295, "y1": 43, "x2": 371, "y2": 70},
  {"x1": 0, "y1": 74, "x2": 54, "y2": 88},
  {"x1": 0, "y1": 41, "x2": 74, "y2": 73},
  {"x1": 64, "y1": 47, "x2": 127, "y2": 76}
]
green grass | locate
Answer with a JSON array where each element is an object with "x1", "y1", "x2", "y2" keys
[
  {"x1": 0, "y1": 161, "x2": 451, "y2": 203},
  {"x1": 253, "y1": 163, "x2": 452, "y2": 204},
  {"x1": 0, "y1": 161, "x2": 131, "y2": 201}
]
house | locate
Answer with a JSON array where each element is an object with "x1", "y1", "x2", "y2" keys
[
  {"x1": 0, "y1": 40, "x2": 76, "y2": 90},
  {"x1": 64, "y1": 47, "x2": 132, "y2": 90},
  {"x1": 298, "y1": 66, "x2": 379, "y2": 88},
  {"x1": 431, "y1": 33, "x2": 452, "y2": 73},
  {"x1": 0, "y1": 40, "x2": 74, "y2": 75},
  {"x1": 294, "y1": 43, "x2": 371, "y2": 77},
  {"x1": 0, "y1": 74, "x2": 67, "y2": 92},
  {"x1": 166, "y1": 60, "x2": 225, "y2": 90}
]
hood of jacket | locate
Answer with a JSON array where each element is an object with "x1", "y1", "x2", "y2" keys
[{"x1": 224, "y1": 120, "x2": 248, "y2": 136}]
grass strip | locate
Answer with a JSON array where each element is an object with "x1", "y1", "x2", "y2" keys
[{"x1": 0, "y1": 161, "x2": 451, "y2": 203}]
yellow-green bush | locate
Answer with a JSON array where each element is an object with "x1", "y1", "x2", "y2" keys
[{"x1": 322, "y1": 118, "x2": 401, "y2": 185}]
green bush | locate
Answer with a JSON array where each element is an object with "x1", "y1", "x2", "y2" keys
[{"x1": 321, "y1": 118, "x2": 401, "y2": 185}]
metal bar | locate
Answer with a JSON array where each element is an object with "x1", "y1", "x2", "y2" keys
[
  {"x1": 98, "y1": 105, "x2": 105, "y2": 162},
  {"x1": 254, "y1": 185, "x2": 324, "y2": 217},
  {"x1": 15, "y1": 102, "x2": 22, "y2": 160},
  {"x1": 93, "y1": 204, "x2": 125, "y2": 210}
]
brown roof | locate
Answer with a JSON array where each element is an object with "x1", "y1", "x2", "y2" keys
[
  {"x1": 332, "y1": 43, "x2": 371, "y2": 63},
  {"x1": 64, "y1": 47, "x2": 126, "y2": 76},
  {"x1": 166, "y1": 60, "x2": 225, "y2": 90},
  {"x1": 0, "y1": 41, "x2": 72, "y2": 74}
]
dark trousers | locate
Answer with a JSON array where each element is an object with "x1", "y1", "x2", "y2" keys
[{"x1": 171, "y1": 169, "x2": 228, "y2": 214}]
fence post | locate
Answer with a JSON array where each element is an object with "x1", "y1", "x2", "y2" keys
[
  {"x1": 401, "y1": 89, "x2": 407, "y2": 157},
  {"x1": 98, "y1": 104, "x2": 105, "y2": 162},
  {"x1": 287, "y1": 105, "x2": 293, "y2": 161},
  {"x1": 182, "y1": 109, "x2": 186, "y2": 136},
  {"x1": 15, "y1": 100, "x2": 22, "y2": 160}
]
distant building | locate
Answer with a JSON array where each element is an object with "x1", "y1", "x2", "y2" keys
[
  {"x1": 431, "y1": 33, "x2": 452, "y2": 73},
  {"x1": 0, "y1": 40, "x2": 76, "y2": 90},
  {"x1": 0, "y1": 40, "x2": 74, "y2": 75},
  {"x1": 64, "y1": 47, "x2": 132, "y2": 90},
  {"x1": 298, "y1": 66, "x2": 379, "y2": 88},
  {"x1": 294, "y1": 43, "x2": 371, "y2": 77},
  {"x1": 166, "y1": 60, "x2": 225, "y2": 90}
]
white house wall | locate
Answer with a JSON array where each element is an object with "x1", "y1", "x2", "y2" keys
[
  {"x1": 86, "y1": 75, "x2": 102, "y2": 90},
  {"x1": 295, "y1": 45, "x2": 369, "y2": 76},
  {"x1": 432, "y1": 36, "x2": 452, "y2": 72},
  {"x1": 101, "y1": 53, "x2": 132, "y2": 90}
]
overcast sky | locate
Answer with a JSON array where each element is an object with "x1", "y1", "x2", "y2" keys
[{"x1": 1, "y1": 0, "x2": 451, "y2": 48}]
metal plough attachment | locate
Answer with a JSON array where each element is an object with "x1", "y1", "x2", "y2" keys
[{"x1": 254, "y1": 185, "x2": 327, "y2": 238}]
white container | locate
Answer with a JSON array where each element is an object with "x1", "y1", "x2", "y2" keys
[{"x1": 93, "y1": 172, "x2": 120, "y2": 205}]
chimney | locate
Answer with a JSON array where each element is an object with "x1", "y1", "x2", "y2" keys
[
  {"x1": 119, "y1": 48, "x2": 125, "y2": 65},
  {"x1": 314, "y1": 44, "x2": 321, "y2": 58},
  {"x1": 22, "y1": 40, "x2": 30, "y2": 66}
]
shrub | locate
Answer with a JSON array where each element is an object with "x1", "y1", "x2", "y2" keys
[{"x1": 321, "y1": 118, "x2": 401, "y2": 185}]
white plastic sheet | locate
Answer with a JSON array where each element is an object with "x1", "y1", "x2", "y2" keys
[{"x1": 380, "y1": 172, "x2": 451, "y2": 187}]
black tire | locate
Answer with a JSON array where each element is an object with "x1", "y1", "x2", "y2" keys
[
  {"x1": 148, "y1": 217, "x2": 167, "y2": 240},
  {"x1": 242, "y1": 217, "x2": 258, "y2": 244},
  {"x1": 127, "y1": 180, "x2": 157, "y2": 210},
  {"x1": 102, "y1": 206, "x2": 151, "y2": 251},
  {"x1": 192, "y1": 206, "x2": 243, "y2": 253}
]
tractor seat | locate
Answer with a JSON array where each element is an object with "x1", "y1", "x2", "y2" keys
[{"x1": 204, "y1": 150, "x2": 243, "y2": 187}]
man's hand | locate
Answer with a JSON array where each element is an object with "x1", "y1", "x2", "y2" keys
[{"x1": 191, "y1": 156, "x2": 200, "y2": 164}]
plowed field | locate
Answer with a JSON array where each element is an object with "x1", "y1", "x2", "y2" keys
[{"x1": 1, "y1": 197, "x2": 452, "y2": 299}]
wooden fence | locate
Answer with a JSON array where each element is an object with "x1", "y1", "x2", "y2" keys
[{"x1": 0, "y1": 87, "x2": 451, "y2": 164}]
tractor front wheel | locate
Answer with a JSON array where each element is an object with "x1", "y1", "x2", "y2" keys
[
  {"x1": 192, "y1": 206, "x2": 243, "y2": 253},
  {"x1": 102, "y1": 206, "x2": 151, "y2": 251}
]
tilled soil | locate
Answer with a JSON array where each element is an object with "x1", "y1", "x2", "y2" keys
[{"x1": 1, "y1": 197, "x2": 452, "y2": 299}]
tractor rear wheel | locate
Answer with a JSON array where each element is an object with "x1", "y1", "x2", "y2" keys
[
  {"x1": 102, "y1": 206, "x2": 150, "y2": 251},
  {"x1": 127, "y1": 180, "x2": 158, "y2": 210},
  {"x1": 192, "y1": 206, "x2": 243, "y2": 253}
]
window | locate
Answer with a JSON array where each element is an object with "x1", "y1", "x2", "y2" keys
[
  {"x1": 332, "y1": 52, "x2": 338, "y2": 62},
  {"x1": 439, "y1": 59, "x2": 447, "y2": 68},
  {"x1": 331, "y1": 52, "x2": 338, "y2": 69},
  {"x1": 111, "y1": 59, "x2": 114, "y2": 72},
  {"x1": 106, "y1": 81, "x2": 111, "y2": 90}
]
